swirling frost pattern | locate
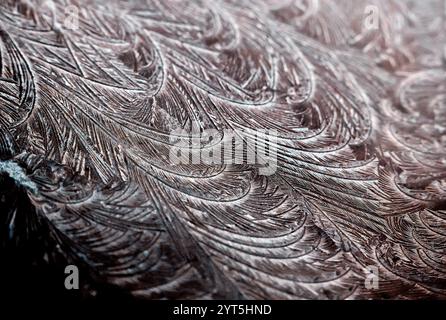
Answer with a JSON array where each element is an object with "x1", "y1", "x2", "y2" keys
[{"x1": 0, "y1": 0, "x2": 445, "y2": 299}]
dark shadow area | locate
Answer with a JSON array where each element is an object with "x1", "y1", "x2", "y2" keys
[{"x1": 0, "y1": 173, "x2": 136, "y2": 304}]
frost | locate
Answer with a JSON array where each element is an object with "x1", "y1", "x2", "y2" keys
[{"x1": 0, "y1": 160, "x2": 38, "y2": 194}]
